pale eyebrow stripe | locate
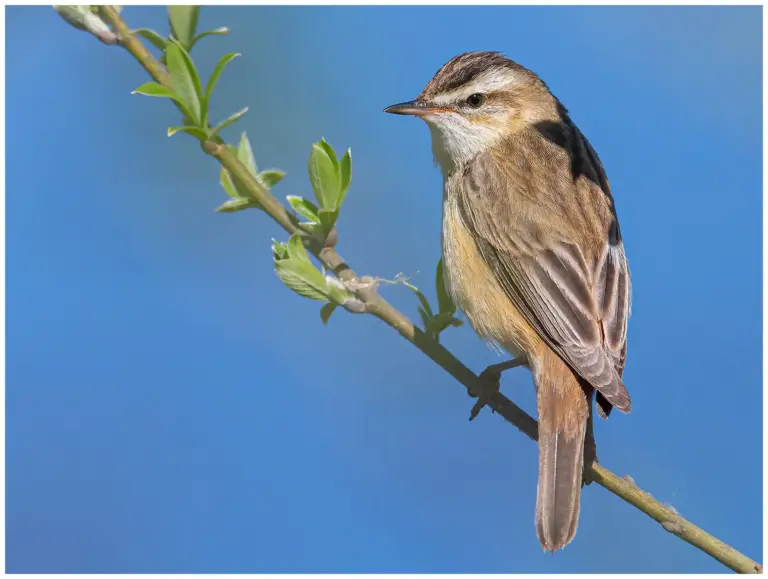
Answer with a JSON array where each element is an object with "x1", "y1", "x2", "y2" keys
[{"x1": 432, "y1": 69, "x2": 519, "y2": 105}]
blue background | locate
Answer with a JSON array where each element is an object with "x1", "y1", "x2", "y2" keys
[{"x1": 6, "y1": 5, "x2": 762, "y2": 573}]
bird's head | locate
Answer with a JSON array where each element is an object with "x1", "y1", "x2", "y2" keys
[{"x1": 385, "y1": 52, "x2": 556, "y2": 174}]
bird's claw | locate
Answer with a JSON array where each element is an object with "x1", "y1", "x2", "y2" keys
[
  {"x1": 468, "y1": 366, "x2": 502, "y2": 421},
  {"x1": 468, "y1": 357, "x2": 528, "y2": 421}
]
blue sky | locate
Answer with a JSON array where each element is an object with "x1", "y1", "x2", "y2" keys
[{"x1": 6, "y1": 5, "x2": 762, "y2": 573}]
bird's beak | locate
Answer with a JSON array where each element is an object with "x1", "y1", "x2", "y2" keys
[{"x1": 384, "y1": 100, "x2": 452, "y2": 116}]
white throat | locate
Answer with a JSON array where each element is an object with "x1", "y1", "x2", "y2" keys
[{"x1": 426, "y1": 113, "x2": 503, "y2": 176}]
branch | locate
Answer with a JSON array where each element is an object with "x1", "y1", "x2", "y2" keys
[{"x1": 87, "y1": 7, "x2": 761, "y2": 573}]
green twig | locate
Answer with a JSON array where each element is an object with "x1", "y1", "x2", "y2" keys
[{"x1": 86, "y1": 6, "x2": 762, "y2": 574}]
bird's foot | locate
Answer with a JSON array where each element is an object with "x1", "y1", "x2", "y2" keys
[{"x1": 468, "y1": 356, "x2": 527, "y2": 421}]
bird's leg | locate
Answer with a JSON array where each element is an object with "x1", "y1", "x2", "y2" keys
[
  {"x1": 582, "y1": 394, "x2": 599, "y2": 486},
  {"x1": 468, "y1": 356, "x2": 528, "y2": 421}
]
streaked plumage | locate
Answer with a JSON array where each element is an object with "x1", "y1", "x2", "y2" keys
[{"x1": 385, "y1": 51, "x2": 631, "y2": 552}]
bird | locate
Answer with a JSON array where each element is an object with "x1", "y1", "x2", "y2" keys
[{"x1": 384, "y1": 51, "x2": 631, "y2": 552}]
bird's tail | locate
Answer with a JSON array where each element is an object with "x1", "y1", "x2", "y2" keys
[{"x1": 534, "y1": 349, "x2": 589, "y2": 553}]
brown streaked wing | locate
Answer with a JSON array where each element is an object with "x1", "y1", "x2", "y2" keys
[
  {"x1": 594, "y1": 243, "x2": 630, "y2": 418},
  {"x1": 457, "y1": 153, "x2": 631, "y2": 412}
]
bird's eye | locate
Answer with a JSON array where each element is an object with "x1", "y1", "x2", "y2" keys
[{"x1": 466, "y1": 93, "x2": 485, "y2": 108}]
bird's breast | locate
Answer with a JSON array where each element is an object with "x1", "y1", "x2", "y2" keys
[{"x1": 441, "y1": 184, "x2": 540, "y2": 358}]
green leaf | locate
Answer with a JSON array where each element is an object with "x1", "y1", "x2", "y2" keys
[
  {"x1": 423, "y1": 311, "x2": 463, "y2": 341},
  {"x1": 298, "y1": 222, "x2": 323, "y2": 236},
  {"x1": 220, "y1": 163, "x2": 263, "y2": 209},
  {"x1": 286, "y1": 234, "x2": 317, "y2": 268},
  {"x1": 417, "y1": 306, "x2": 431, "y2": 331},
  {"x1": 237, "y1": 132, "x2": 258, "y2": 176},
  {"x1": 173, "y1": 39, "x2": 203, "y2": 103},
  {"x1": 220, "y1": 166, "x2": 238, "y2": 199},
  {"x1": 216, "y1": 198, "x2": 257, "y2": 213},
  {"x1": 431, "y1": 311, "x2": 455, "y2": 331},
  {"x1": 272, "y1": 239, "x2": 288, "y2": 260},
  {"x1": 165, "y1": 40, "x2": 202, "y2": 124},
  {"x1": 318, "y1": 139, "x2": 339, "y2": 170},
  {"x1": 287, "y1": 196, "x2": 320, "y2": 223},
  {"x1": 132, "y1": 28, "x2": 168, "y2": 50},
  {"x1": 210, "y1": 107, "x2": 248, "y2": 137},
  {"x1": 308, "y1": 140, "x2": 340, "y2": 210},
  {"x1": 172, "y1": 38, "x2": 204, "y2": 121},
  {"x1": 273, "y1": 234, "x2": 330, "y2": 302},
  {"x1": 168, "y1": 5, "x2": 199, "y2": 49},
  {"x1": 204, "y1": 52, "x2": 241, "y2": 121},
  {"x1": 338, "y1": 148, "x2": 352, "y2": 207},
  {"x1": 189, "y1": 27, "x2": 229, "y2": 51},
  {"x1": 167, "y1": 125, "x2": 208, "y2": 140},
  {"x1": 324, "y1": 276, "x2": 354, "y2": 305},
  {"x1": 435, "y1": 258, "x2": 455, "y2": 314},
  {"x1": 132, "y1": 81, "x2": 177, "y2": 99},
  {"x1": 401, "y1": 279, "x2": 434, "y2": 319},
  {"x1": 318, "y1": 208, "x2": 340, "y2": 235},
  {"x1": 320, "y1": 303, "x2": 337, "y2": 325},
  {"x1": 258, "y1": 170, "x2": 286, "y2": 189}
]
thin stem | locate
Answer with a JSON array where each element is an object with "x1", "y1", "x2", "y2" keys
[
  {"x1": 92, "y1": 7, "x2": 762, "y2": 574},
  {"x1": 590, "y1": 466, "x2": 761, "y2": 573},
  {"x1": 101, "y1": 6, "x2": 170, "y2": 85}
]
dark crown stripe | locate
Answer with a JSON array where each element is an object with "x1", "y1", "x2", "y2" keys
[{"x1": 423, "y1": 51, "x2": 526, "y2": 96}]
